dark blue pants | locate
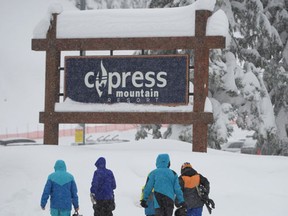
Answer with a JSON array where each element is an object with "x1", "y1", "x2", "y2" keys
[{"x1": 186, "y1": 207, "x2": 203, "y2": 216}]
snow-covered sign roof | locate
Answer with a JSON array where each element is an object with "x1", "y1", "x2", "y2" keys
[{"x1": 33, "y1": 0, "x2": 228, "y2": 39}]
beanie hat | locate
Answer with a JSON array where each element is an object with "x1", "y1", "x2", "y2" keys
[
  {"x1": 181, "y1": 162, "x2": 192, "y2": 170},
  {"x1": 181, "y1": 162, "x2": 197, "y2": 175}
]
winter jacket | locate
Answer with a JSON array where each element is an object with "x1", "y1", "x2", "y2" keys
[
  {"x1": 143, "y1": 154, "x2": 184, "y2": 208},
  {"x1": 40, "y1": 160, "x2": 79, "y2": 211},
  {"x1": 90, "y1": 157, "x2": 116, "y2": 200},
  {"x1": 179, "y1": 167, "x2": 210, "y2": 209}
]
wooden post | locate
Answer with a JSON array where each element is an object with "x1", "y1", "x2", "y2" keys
[
  {"x1": 43, "y1": 14, "x2": 60, "y2": 145},
  {"x1": 193, "y1": 10, "x2": 212, "y2": 152}
]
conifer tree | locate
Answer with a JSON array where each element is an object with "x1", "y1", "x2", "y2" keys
[{"x1": 216, "y1": 0, "x2": 287, "y2": 154}]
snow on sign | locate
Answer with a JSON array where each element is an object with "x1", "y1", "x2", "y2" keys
[{"x1": 65, "y1": 55, "x2": 189, "y2": 105}]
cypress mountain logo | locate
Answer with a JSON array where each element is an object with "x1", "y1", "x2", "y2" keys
[
  {"x1": 84, "y1": 60, "x2": 167, "y2": 102},
  {"x1": 84, "y1": 61, "x2": 108, "y2": 97}
]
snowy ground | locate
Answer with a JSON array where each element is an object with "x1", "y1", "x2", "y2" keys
[{"x1": 0, "y1": 129, "x2": 288, "y2": 216}]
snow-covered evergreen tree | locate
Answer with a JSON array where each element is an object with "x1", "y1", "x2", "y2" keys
[
  {"x1": 218, "y1": 0, "x2": 287, "y2": 154},
  {"x1": 262, "y1": 0, "x2": 288, "y2": 154},
  {"x1": 208, "y1": 98, "x2": 235, "y2": 149},
  {"x1": 135, "y1": 124, "x2": 162, "y2": 140}
]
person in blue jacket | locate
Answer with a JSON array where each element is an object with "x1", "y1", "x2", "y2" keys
[
  {"x1": 141, "y1": 153, "x2": 186, "y2": 216},
  {"x1": 40, "y1": 160, "x2": 79, "y2": 216},
  {"x1": 90, "y1": 157, "x2": 116, "y2": 216}
]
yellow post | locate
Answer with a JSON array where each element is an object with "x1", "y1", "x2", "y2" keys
[{"x1": 75, "y1": 125, "x2": 84, "y2": 144}]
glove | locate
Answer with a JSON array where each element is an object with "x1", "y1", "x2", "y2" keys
[
  {"x1": 207, "y1": 198, "x2": 215, "y2": 209},
  {"x1": 90, "y1": 193, "x2": 96, "y2": 205},
  {"x1": 140, "y1": 200, "x2": 148, "y2": 208},
  {"x1": 178, "y1": 202, "x2": 186, "y2": 208},
  {"x1": 72, "y1": 211, "x2": 79, "y2": 216}
]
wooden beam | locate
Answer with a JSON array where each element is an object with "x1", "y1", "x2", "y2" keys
[
  {"x1": 32, "y1": 36, "x2": 225, "y2": 51},
  {"x1": 39, "y1": 112, "x2": 214, "y2": 125}
]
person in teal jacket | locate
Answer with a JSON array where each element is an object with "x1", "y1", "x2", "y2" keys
[
  {"x1": 41, "y1": 160, "x2": 79, "y2": 216},
  {"x1": 141, "y1": 154, "x2": 185, "y2": 216}
]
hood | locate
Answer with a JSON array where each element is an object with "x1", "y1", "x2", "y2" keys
[
  {"x1": 156, "y1": 154, "x2": 170, "y2": 168},
  {"x1": 54, "y1": 160, "x2": 67, "y2": 172},
  {"x1": 95, "y1": 157, "x2": 106, "y2": 169},
  {"x1": 50, "y1": 160, "x2": 73, "y2": 186}
]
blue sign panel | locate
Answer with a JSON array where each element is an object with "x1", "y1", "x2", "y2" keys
[{"x1": 65, "y1": 55, "x2": 188, "y2": 104}]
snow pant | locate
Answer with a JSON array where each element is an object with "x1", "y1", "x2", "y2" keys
[
  {"x1": 50, "y1": 208, "x2": 71, "y2": 216},
  {"x1": 154, "y1": 192, "x2": 174, "y2": 216},
  {"x1": 93, "y1": 199, "x2": 115, "y2": 216},
  {"x1": 155, "y1": 207, "x2": 174, "y2": 216},
  {"x1": 186, "y1": 207, "x2": 203, "y2": 216}
]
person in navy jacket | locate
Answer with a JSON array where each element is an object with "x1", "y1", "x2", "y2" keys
[
  {"x1": 90, "y1": 157, "x2": 116, "y2": 216},
  {"x1": 141, "y1": 153, "x2": 185, "y2": 216},
  {"x1": 40, "y1": 160, "x2": 79, "y2": 216}
]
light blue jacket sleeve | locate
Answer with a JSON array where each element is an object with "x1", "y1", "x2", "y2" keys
[
  {"x1": 143, "y1": 172, "x2": 155, "y2": 201},
  {"x1": 40, "y1": 179, "x2": 52, "y2": 208},
  {"x1": 71, "y1": 180, "x2": 79, "y2": 209}
]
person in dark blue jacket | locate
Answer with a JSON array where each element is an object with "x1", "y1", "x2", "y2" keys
[
  {"x1": 40, "y1": 160, "x2": 79, "y2": 216},
  {"x1": 90, "y1": 157, "x2": 116, "y2": 216},
  {"x1": 141, "y1": 153, "x2": 185, "y2": 216}
]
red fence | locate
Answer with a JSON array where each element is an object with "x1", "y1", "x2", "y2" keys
[{"x1": 0, "y1": 124, "x2": 137, "y2": 140}]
